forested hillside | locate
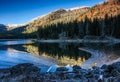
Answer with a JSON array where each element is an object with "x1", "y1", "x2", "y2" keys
[
  {"x1": 77, "y1": 0, "x2": 120, "y2": 38},
  {"x1": 37, "y1": 0, "x2": 120, "y2": 39},
  {"x1": 78, "y1": 0, "x2": 120, "y2": 21},
  {"x1": 24, "y1": 7, "x2": 89, "y2": 34}
]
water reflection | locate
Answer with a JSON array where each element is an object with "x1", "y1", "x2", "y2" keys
[
  {"x1": 0, "y1": 41, "x2": 56, "y2": 69},
  {"x1": 40, "y1": 43, "x2": 91, "y2": 65},
  {"x1": 24, "y1": 43, "x2": 91, "y2": 66},
  {"x1": 0, "y1": 40, "x2": 120, "y2": 68},
  {"x1": 23, "y1": 43, "x2": 120, "y2": 67}
]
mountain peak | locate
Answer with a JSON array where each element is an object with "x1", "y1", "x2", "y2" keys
[
  {"x1": 66, "y1": 6, "x2": 89, "y2": 11},
  {"x1": 50, "y1": 9, "x2": 67, "y2": 15},
  {"x1": 53, "y1": 9, "x2": 66, "y2": 12}
]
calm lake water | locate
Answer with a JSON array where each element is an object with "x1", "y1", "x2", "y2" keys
[{"x1": 0, "y1": 40, "x2": 120, "y2": 70}]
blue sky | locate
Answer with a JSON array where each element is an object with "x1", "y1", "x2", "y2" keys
[{"x1": 0, "y1": 0, "x2": 105, "y2": 24}]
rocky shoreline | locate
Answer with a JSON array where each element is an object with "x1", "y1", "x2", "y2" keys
[{"x1": 0, "y1": 62, "x2": 120, "y2": 82}]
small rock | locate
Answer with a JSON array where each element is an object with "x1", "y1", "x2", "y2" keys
[
  {"x1": 73, "y1": 65, "x2": 81, "y2": 72},
  {"x1": 56, "y1": 67, "x2": 68, "y2": 72},
  {"x1": 25, "y1": 65, "x2": 40, "y2": 74},
  {"x1": 101, "y1": 64, "x2": 108, "y2": 70}
]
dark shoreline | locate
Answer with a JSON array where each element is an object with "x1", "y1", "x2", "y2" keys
[{"x1": 0, "y1": 62, "x2": 120, "y2": 82}]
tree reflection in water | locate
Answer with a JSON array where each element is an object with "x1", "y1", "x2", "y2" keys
[{"x1": 23, "y1": 43, "x2": 91, "y2": 66}]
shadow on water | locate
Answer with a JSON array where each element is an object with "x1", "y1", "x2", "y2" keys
[{"x1": 82, "y1": 43, "x2": 120, "y2": 56}]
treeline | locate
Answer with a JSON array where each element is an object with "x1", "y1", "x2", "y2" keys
[
  {"x1": 78, "y1": 14, "x2": 120, "y2": 38},
  {"x1": 37, "y1": 14, "x2": 120, "y2": 39}
]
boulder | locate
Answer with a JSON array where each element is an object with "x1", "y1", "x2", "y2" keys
[
  {"x1": 73, "y1": 65, "x2": 81, "y2": 72},
  {"x1": 10, "y1": 63, "x2": 33, "y2": 76}
]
